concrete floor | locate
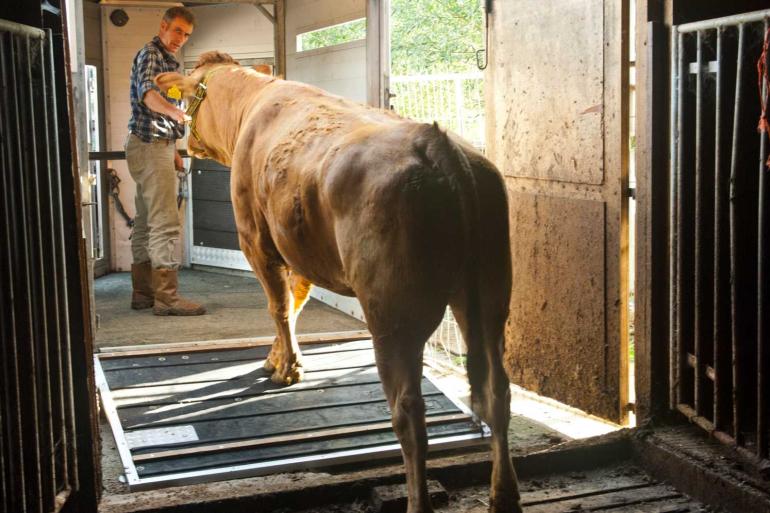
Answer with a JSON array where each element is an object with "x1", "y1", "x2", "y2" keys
[{"x1": 94, "y1": 267, "x2": 367, "y2": 349}]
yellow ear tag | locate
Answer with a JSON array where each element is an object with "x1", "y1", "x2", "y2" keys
[{"x1": 167, "y1": 85, "x2": 182, "y2": 101}]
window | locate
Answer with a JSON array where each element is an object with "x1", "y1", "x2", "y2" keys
[{"x1": 297, "y1": 17, "x2": 366, "y2": 52}]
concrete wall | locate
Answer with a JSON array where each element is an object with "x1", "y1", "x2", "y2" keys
[{"x1": 286, "y1": 0, "x2": 366, "y2": 102}]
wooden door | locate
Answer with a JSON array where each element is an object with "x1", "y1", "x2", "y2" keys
[{"x1": 486, "y1": 0, "x2": 630, "y2": 422}]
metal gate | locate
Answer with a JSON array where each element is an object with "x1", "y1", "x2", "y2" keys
[
  {"x1": 670, "y1": 9, "x2": 770, "y2": 468},
  {"x1": 0, "y1": 16, "x2": 98, "y2": 513}
]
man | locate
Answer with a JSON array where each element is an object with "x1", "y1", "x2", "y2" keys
[{"x1": 126, "y1": 6, "x2": 205, "y2": 316}]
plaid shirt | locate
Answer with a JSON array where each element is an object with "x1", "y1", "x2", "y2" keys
[{"x1": 128, "y1": 36, "x2": 184, "y2": 142}]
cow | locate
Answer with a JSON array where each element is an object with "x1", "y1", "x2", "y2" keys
[{"x1": 156, "y1": 51, "x2": 521, "y2": 513}]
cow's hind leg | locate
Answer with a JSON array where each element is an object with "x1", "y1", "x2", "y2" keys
[
  {"x1": 264, "y1": 272, "x2": 312, "y2": 373},
  {"x1": 372, "y1": 332, "x2": 433, "y2": 513},
  {"x1": 239, "y1": 232, "x2": 303, "y2": 386},
  {"x1": 450, "y1": 297, "x2": 522, "y2": 513}
]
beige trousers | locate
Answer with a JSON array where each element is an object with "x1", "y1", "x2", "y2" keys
[{"x1": 125, "y1": 133, "x2": 180, "y2": 269}]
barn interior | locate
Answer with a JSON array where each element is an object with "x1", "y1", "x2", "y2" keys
[{"x1": 2, "y1": 0, "x2": 770, "y2": 512}]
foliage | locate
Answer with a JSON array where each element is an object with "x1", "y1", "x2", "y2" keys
[
  {"x1": 298, "y1": 18, "x2": 367, "y2": 52},
  {"x1": 296, "y1": 1, "x2": 485, "y2": 75},
  {"x1": 391, "y1": 0, "x2": 484, "y2": 75}
]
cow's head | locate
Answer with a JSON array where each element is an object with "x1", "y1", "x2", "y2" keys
[{"x1": 155, "y1": 51, "x2": 241, "y2": 159}]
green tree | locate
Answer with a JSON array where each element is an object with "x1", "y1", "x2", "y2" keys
[
  {"x1": 299, "y1": 18, "x2": 367, "y2": 52},
  {"x1": 390, "y1": 0, "x2": 484, "y2": 75}
]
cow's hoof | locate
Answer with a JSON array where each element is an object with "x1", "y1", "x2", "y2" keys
[
  {"x1": 271, "y1": 363, "x2": 303, "y2": 386},
  {"x1": 263, "y1": 340, "x2": 280, "y2": 372}
]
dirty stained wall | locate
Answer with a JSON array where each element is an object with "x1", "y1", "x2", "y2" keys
[{"x1": 487, "y1": 0, "x2": 629, "y2": 422}]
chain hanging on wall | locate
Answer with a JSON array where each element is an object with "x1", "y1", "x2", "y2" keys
[{"x1": 108, "y1": 167, "x2": 134, "y2": 228}]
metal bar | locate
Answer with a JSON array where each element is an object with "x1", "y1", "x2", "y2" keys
[
  {"x1": 729, "y1": 23, "x2": 745, "y2": 444},
  {"x1": 713, "y1": 25, "x2": 731, "y2": 434},
  {"x1": 669, "y1": 24, "x2": 680, "y2": 410},
  {"x1": 677, "y1": 9, "x2": 770, "y2": 33},
  {"x1": 132, "y1": 413, "x2": 473, "y2": 463},
  {"x1": 44, "y1": 24, "x2": 82, "y2": 493},
  {"x1": 677, "y1": 404, "x2": 770, "y2": 469},
  {"x1": 675, "y1": 30, "x2": 687, "y2": 408},
  {"x1": 25, "y1": 32, "x2": 58, "y2": 510},
  {"x1": 44, "y1": 27, "x2": 76, "y2": 490},
  {"x1": 129, "y1": 432, "x2": 487, "y2": 492},
  {"x1": 11, "y1": 30, "x2": 45, "y2": 511},
  {"x1": 89, "y1": 149, "x2": 191, "y2": 161},
  {"x1": 758, "y1": 19, "x2": 770, "y2": 461},
  {"x1": 0, "y1": 19, "x2": 46, "y2": 38},
  {"x1": 39, "y1": 27, "x2": 69, "y2": 491},
  {"x1": 0, "y1": 31, "x2": 21, "y2": 513},
  {"x1": 93, "y1": 358, "x2": 141, "y2": 486},
  {"x1": 693, "y1": 30, "x2": 705, "y2": 415}
]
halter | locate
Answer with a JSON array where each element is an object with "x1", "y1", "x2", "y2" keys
[{"x1": 185, "y1": 68, "x2": 222, "y2": 144}]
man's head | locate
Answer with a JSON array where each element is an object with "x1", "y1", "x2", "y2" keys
[{"x1": 158, "y1": 6, "x2": 195, "y2": 54}]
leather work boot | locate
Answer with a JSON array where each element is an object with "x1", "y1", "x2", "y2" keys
[
  {"x1": 151, "y1": 268, "x2": 206, "y2": 316},
  {"x1": 130, "y1": 261, "x2": 154, "y2": 310}
]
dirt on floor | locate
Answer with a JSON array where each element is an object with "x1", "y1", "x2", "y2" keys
[{"x1": 269, "y1": 464, "x2": 715, "y2": 513}]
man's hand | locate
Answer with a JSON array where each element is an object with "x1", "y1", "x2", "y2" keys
[
  {"x1": 143, "y1": 89, "x2": 189, "y2": 123},
  {"x1": 174, "y1": 151, "x2": 185, "y2": 172}
]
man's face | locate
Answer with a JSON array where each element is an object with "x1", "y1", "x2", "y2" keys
[{"x1": 158, "y1": 17, "x2": 193, "y2": 54}]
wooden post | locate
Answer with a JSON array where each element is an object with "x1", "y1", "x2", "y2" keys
[
  {"x1": 633, "y1": 0, "x2": 672, "y2": 423},
  {"x1": 273, "y1": 0, "x2": 285, "y2": 78},
  {"x1": 366, "y1": 0, "x2": 389, "y2": 108}
]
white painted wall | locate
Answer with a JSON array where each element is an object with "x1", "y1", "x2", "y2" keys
[
  {"x1": 286, "y1": 0, "x2": 367, "y2": 102},
  {"x1": 185, "y1": 3, "x2": 274, "y2": 66}
]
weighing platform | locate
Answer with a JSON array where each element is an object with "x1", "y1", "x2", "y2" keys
[{"x1": 95, "y1": 333, "x2": 488, "y2": 490}]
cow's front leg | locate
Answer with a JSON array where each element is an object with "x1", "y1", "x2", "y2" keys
[
  {"x1": 264, "y1": 272, "x2": 312, "y2": 377},
  {"x1": 239, "y1": 227, "x2": 303, "y2": 386},
  {"x1": 263, "y1": 338, "x2": 281, "y2": 373},
  {"x1": 261, "y1": 260, "x2": 304, "y2": 385}
]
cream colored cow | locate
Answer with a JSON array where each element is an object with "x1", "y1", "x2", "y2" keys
[{"x1": 157, "y1": 52, "x2": 520, "y2": 513}]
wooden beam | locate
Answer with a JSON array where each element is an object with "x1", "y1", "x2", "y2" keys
[
  {"x1": 366, "y1": 0, "x2": 389, "y2": 108},
  {"x1": 97, "y1": 330, "x2": 372, "y2": 358},
  {"x1": 633, "y1": 0, "x2": 671, "y2": 423},
  {"x1": 254, "y1": 2, "x2": 274, "y2": 24},
  {"x1": 132, "y1": 413, "x2": 473, "y2": 462},
  {"x1": 272, "y1": 0, "x2": 285, "y2": 77}
]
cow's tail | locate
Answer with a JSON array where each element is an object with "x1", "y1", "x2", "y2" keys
[{"x1": 414, "y1": 123, "x2": 502, "y2": 414}]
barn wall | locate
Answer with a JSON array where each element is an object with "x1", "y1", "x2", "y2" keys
[
  {"x1": 185, "y1": 3, "x2": 274, "y2": 67},
  {"x1": 286, "y1": 0, "x2": 366, "y2": 102},
  {"x1": 101, "y1": 6, "x2": 185, "y2": 271}
]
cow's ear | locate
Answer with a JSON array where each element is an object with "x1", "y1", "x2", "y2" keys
[{"x1": 155, "y1": 72, "x2": 198, "y2": 96}]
